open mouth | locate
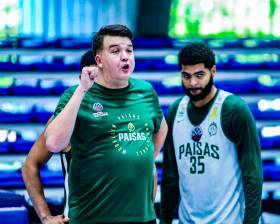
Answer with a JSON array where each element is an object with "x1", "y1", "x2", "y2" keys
[
  {"x1": 121, "y1": 64, "x2": 130, "y2": 71},
  {"x1": 190, "y1": 89, "x2": 202, "y2": 95}
]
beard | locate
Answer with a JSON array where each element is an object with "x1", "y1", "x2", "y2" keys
[{"x1": 182, "y1": 76, "x2": 213, "y2": 102}]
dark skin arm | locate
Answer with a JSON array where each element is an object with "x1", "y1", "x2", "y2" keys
[
  {"x1": 22, "y1": 119, "x2": 69, "y2": 224},
  {"x1": 153, "y1": 118, "x2": 168, "y2": 201},
  {"x1": 159, "y1": 99, "x2": 181, "y2": 224}
]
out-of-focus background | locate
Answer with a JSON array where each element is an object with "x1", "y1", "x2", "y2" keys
[{"x1": 0, "y1": 0, "x2": 280, "y2": 223}]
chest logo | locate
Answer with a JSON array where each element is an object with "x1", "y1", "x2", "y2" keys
[
  {"x1": 191, "y1": 126, "x2": 203, "y2": 142},
  {"x1": 128, "y1": 122, "x2": 135, "y2": 132},
  {"x1": 111, "y1": 114, "x2": 151, "y2": 156},
  {"x1": 92, "y1": 102, "x2": 108, "y2": 117},
  {"x1": 208, "y1": 122, "x2": 217, "y2": 136},
  {"x1": 93, "y1": 103, "x2": 103, "y2": 111}
]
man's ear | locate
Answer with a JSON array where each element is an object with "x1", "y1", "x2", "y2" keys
[
  {"x1": 211, "y1": 65, "x2": 216, "y2": 77},
  {"x1": 95, "y1": 55, "x2": 102, "y2": 69}
]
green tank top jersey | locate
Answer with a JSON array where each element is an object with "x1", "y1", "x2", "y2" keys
[{"x1": 54, "y1": 78, "x2": 163, "y2": 223}]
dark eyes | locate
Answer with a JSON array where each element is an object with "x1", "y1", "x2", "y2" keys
[
  {"x1": 182, "y1": 73, "x2": 205, "y2": 79},
  {"x1": 111, "y1": 49, "x2": 133, "y2": 54}
]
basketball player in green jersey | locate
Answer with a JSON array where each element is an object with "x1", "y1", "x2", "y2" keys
[
  {"x1": 44, "y1": 24, "x2": 168, "y2": 223},
  {"x1": 22, "y1": 50, "x2": 95, "y2": 224},
  {"x1": 160, "y1": 43, "x2": 262, "y2": 224}
]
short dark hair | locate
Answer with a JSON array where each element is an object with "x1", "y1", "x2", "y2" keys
[
  {"x1": 178, "y1": 42, "x2": 215, "y2": 69},
  {"x1": 92, "y1": 24, "x2": 133, "y2": 56},
  {"x1": 79, "y1": 50, "x2": 96, "y2": 72}
]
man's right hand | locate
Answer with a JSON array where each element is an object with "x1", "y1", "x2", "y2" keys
[
  {"x1": 79, "y1": 66, "x2": 98, "y2": 91},
  {"x1": 42, "y1": 214, "x2": 69, "y2": 224}
]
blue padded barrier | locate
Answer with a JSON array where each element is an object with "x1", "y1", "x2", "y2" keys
[
  {"x1": 0, "y1": 130, "x2": 14, "y2": 153},
  {"x1": 265, "y1": 60, "x2": 280, "y2": 70},
  {"x1": 227, "y1": 55, "x2": 266, "y2": 70},
  {"x1": 256, "y1": 75, "x2": 280, "y2": 93},
  {"x1": 259, "y1": 126, "x2": 280, "y2": 149},
  {"x1": 40, "y1": 169, "x2": 64, "y2": 187},
  {"x1": 0, "y1": 166, "x2": 63, "y2": 188},
  {"x1": 54, "y1": 78, "x2": 77, "y2": 95},
  {"x1": 0, "y1": 77, "x2": 14, "y2": 96},
  {"x1": 149, "y1": 80, "x2": 181, "y2": 95},
  {"x1": 10, "y1": 139, "x2": 34, "y2": 154},
  {"x1": 38, "y1": 78, "x2": 60, "y2": 95},
  {"x1": 0, "y1": 129, "x2": 36, "y2": 154},
  {"x1": 33, "y1": 102, "x2": 56, "y2": 123},
  {"x1": 215, "y1": 55, "x2": 230, "y2": 70},
  {"x1": 33, "y1": 58, "x2": 71, "y2": 71},
  {"x1": 0, "y1": 190, "x2": 26, "y2": 208},
  {"x1": 157, "y1": 167, "x2": 162, "y2": 184},
  {"x1": 67, "y1": 61, "x2": 80, "y2": 71},
  {"x1": 7, "y1": 77, "x2": 61, "y2": 96},
  {"x1": 0, "y1": 102, "x2": 34, "y2": 123},
  {"x1": 11, "y1": 78, "x2": 40, "y2": 96},
  {"x1": 7, "y1": 129, "x2": 38, "y2": 154},
  {"x1": 215, "y1": 78, "x2": 257, "y2": 94},
  {"x1": 0, "y1": 40, "x2": 14, "y2": 48},
  {"x1": 18, "y1": 37, "x2": 57, "y2": 48},
  {"x1": 0, "y1": 102, "x2": 55, "y2": 124},
  {"x1": 134, "y1": 37, "x2": 173, "y2": 48},
  {"x1": 58, "y1": 38, "x2": 91, "y2": 49},
  {"x1": 251, "y1": 104, "x2": 280, "y2": 120},
  {"x1": 152, "y1": 59, "x2": 178, "y2": 71},
  {"x1": 0, "y1": 206, "x2": 29, "y2": 224},
  {"x1": 0, "y1": 62, "x2": 31, "y2": 71},
  {"x1": 161, "y1": 105, "x2": 169, "y2": 117},
  {"x1": 0, "y1": 170, "x2": 23, "y2": 188},
  {"x1": 262, "y1": 161, "x2": 280, "y2": 181},
  {"x1": 260, "y1": 136, "x2": 280, "y2": 149},
  {"x1": 272, "y1": 39, "x2": 280, "y2": 47},
  {"x1": 135, "y1": 59, "x2": 154, "y2": 71},
  {"x1": 0, "y1": 142, "x2": 9, "y2": 154},
  {"x1": 207, "y1": 39, "x2": 243, "y2": 49}
]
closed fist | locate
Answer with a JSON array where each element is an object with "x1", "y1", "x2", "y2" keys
[{"x1": 79, "y1": 66, "x2": 98, "y2": 91}]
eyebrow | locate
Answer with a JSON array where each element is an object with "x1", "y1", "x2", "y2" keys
[
  {"x1": 109, "y1": 44, "x2": 133, "y2": 49},
  {"x1": 181, "y1": 70, "x2": 205, "y2": 76}
]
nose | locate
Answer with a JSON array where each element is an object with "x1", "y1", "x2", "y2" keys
[
  {"x1": 189, "y1": 76, "x2": 199, "y2": 87},
  {"x1": 120, "y1": 50, "x2": 128, "y2": 61}
]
